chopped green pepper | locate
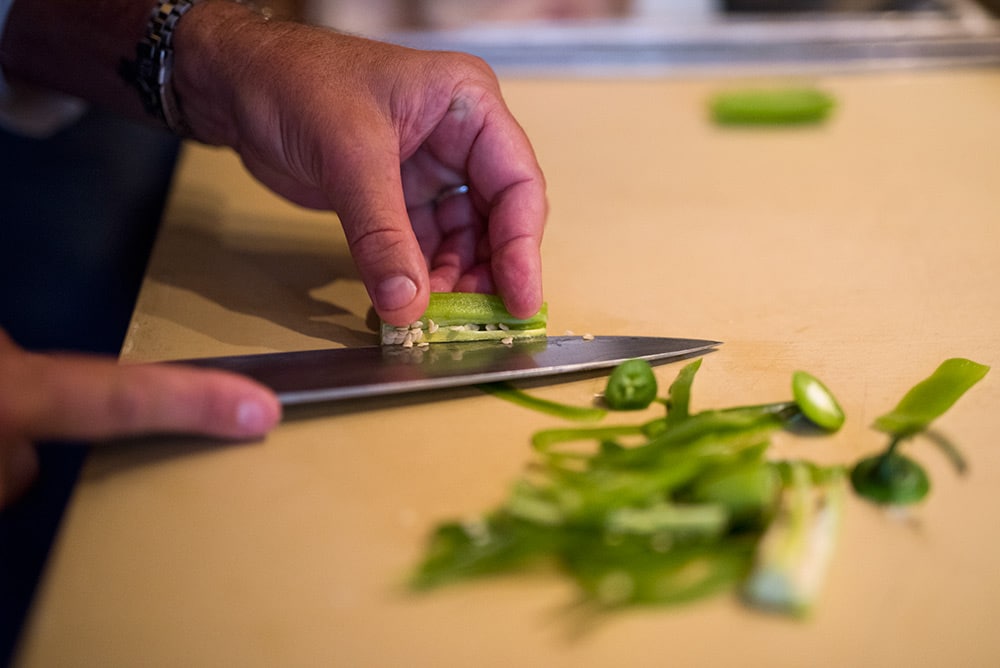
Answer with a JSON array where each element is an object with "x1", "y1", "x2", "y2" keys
[
  {"x1": 664, "y1": 358, "x2": 701, "y2": 427},
  {"x1": 481, "y1": 382, "x2": 607, "y2": 423},
  {"x1": 850, "y1": 452, "x2": 930, "y2": 505},
  {"x1": 792, "y1": 371, "x2": 845, "y2": 432},
  {"x1": 603, "y1": 359, "x2": 658, "y2": 410},
  {"x1": 686, "y1": 460, "x2": 781, "y2": 528},
  {"x1": 709, "y1": 87, "x2": 835, "y2": 125},
  {"x1": 409, "y1": 512, "x2": 564, "y2": 590},
  {"x1": 851, "y1": 357, "x2": 989, "y2": 505},
  {"x1": 381, "y1": 292, "x2": 547, "y2": 346},
  {"x1": 565, "y1": 537, "x2": 756, "y2": 608},
  {"x1": 410, "y1": 354, "x2": 986, "y2": 620},
  {"x1": 742, "y1": 461, "x2": 845, "y2": 616},
  {"x1": 411, "y1": 358, "x2": 845, "y2": 615},
  {"x1": 872, "y1": 358, "x2": 990, "y2": 438}
]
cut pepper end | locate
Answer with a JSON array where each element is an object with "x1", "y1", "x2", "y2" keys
[{"x1": 380, "y1": 292, "x2": 548, "y2": 346}]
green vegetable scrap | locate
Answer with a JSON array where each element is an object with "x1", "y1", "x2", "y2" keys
[
  {"x1": 709, "y1": 87, "x2": 835, "y2": 125},
  {"x1": 742, "y1": 462, "x2": 845, "y2": 616},
  {"x1": 851, "y1": 358, "x2": 990, "y2": 506},
  {"x1": 850, "y1": 453, "x2": 929, "y2": 506},
  {"x1": 481, "y1": 382, "x2": 607, "y2": 423},
  {"x1": 411, "y1": 359, "x2": 848, "y2": 616},
  {"x1": 411, "y1": 354, "x2": 988, "y2": 618},
  {"x1": 604, "y1": 359, "x2": 659, "y2": 410},
  {"x1": 792, "y1": 371, "x2": 845, "y2": 432},
  {"x1": 872, "y1": 358, "x2": 990, "y2": 438},
  {"x1": 380, "y1": 292, "x2": 547, "y2": 346}
]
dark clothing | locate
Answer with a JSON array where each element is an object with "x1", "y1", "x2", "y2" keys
[{"x1": 0, "y1": 107, "x2": 179, "y2": 665}]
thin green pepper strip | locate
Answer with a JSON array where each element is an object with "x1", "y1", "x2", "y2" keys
[
  {"x1": 409, "y1": 512, "x2": 565, "y2": 590},
  {"x1": 606, "y1": 502, "x2": 729, "y2": 537},
  {"x1": 564, "y1": 537, "x2": 757, "y2": 608},
  {"x1": 685, "y1": 460, "x2": 782, "y2": 528},
  {"x1": 665, "y1": 359, "x2": 701, "y2": 427},
  {"x1": 531, "y1": 424, "x2": 647, "y2": 456},
  {"x1": 873, "y1": 358, "x2": 990, "y2": 438},
  {"x1": 481, "y1": 382, "x2": 607, "y2": 423}
]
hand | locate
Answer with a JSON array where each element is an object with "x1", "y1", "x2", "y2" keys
[
  {"x1": 0, "y1": 329, "x2": 281, "y2": 509},
  {"x1": 174, "y1": 3, "x2": 547, "y2": 327}
]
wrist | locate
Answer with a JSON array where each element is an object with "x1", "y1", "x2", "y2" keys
[
  {"x1": 169, "y1": 0, "x2": 275, "y2": 145},
  {"x1": 121, "y1": 0, "x2": 271, "y2": 142},
  {"x1": 125, "y1": 0, "x2": 205, "y2": 136}
]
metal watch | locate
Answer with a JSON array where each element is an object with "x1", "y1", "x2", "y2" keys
[{"x1": 128, "y1": 0, "x2": 203, "y2": 135}]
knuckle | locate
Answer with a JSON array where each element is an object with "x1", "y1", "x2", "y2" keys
[
  {"x1": 449, "y1": 51, "x2": 494, "y2": 77},
  {"x1": 430, "y1": 49, "x2": 492, "y2": 77},
  {"x1": 421, "y1": 51, "x2": 498, "y2": 102},
  {"x1": 349, "y1": 222, "x2": 411, "y2": 262}
]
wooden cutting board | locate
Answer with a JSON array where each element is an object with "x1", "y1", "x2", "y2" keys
[{"x1": 15, "y1": 68, "x2": 1000, "y2": 667}]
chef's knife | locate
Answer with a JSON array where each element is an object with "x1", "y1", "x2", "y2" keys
[{"x1": 177, "y1": 336, "x2": 720, "y2": 406}]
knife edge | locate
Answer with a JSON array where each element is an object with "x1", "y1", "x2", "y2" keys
[{"x1": 174, "y1": 335, "x2": 721, "y2": 406}]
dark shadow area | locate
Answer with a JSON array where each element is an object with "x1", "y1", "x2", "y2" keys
[
  {"x1": 145, "y1": 198, "x2": 374, "y2": 347},
  {"x1": 0, "y1": 110, "x2": 177, "y2": 355},
  {"x1": 0, "y1": 443, "x2": 87, "y2": 666},
  {"x1": 0, "y1": 107, "x2": 180, "y2": 667}
]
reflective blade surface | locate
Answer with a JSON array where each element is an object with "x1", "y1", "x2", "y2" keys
[{"x1": 175, "y1": 336, "x2": 720, "y2": 405}]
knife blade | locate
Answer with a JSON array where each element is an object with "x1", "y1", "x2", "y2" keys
[{"x1": 175, "y1": 336, "x2": 720, "y2": 406}]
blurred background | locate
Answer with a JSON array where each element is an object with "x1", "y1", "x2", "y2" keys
[{"x1": 264, "y1": 0, "x2": 1000, "y2": 75}]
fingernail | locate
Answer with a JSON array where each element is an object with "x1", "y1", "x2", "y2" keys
[
  {"x1": 236, "y1": 399, "x2": 272, "y2": 434},
  {"x1": 374, "y1": 275, "x2": 418, "y2": 312}
]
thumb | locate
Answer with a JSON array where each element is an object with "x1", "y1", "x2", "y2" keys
[{"x1": 334, "y1": 145, "x2": 430, "y2": 327}]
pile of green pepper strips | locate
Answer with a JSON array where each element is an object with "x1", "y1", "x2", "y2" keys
[{"x1": 410, "y1": 356, "x2": 989, "y2": 617}]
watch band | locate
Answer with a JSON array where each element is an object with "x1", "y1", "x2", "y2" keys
[{"x1": 129, "y1": 0, "x2": 203, "y2": 135}]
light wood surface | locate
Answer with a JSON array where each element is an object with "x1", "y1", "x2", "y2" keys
[{"x1": 16, "y1": 68, "x2": 1000, "y2": 667}]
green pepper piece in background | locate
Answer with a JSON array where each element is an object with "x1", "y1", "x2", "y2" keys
[
  {"x1": 873, "y1": 358, "x2": 990, "y2": 438},
  {"x1": 792, "y1": 371, "x2": 845, "y2": 432},
  {"x1": 604, "y1": 358, "x2": 658, "y2": 410},
  {"x1": 709, "y1": 87, "x2": 835, "y2": 125}
]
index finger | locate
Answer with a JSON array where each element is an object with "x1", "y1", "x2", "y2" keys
[{"x1": 5, "y1": 351, "x2": 282, "y2": 442}]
